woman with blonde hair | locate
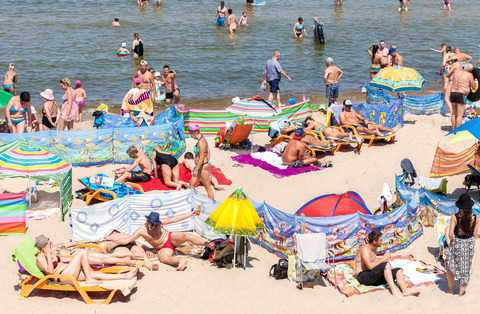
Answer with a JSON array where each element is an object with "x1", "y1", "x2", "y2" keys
[
  {"x1": 152, "y1": 144, "x2": 189, "y2": 190},
  {"x1": 3, "y1": 63, "x2": 17, "y2": 94},
  {"x1": 58, "y1": 78, "x2": 78, "y2": 130}
]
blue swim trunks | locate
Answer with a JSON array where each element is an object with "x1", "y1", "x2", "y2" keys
[
  {"x1": 268, "y1": 79, "x2": 280, "y2": 93},
  {"x1": 326, "y1": 82, "x2": 339, "y2": 100},
  {"x1": 216, "y1": 17, "x2": 225, "y2": 26}
]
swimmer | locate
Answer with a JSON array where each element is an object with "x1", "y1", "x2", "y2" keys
[
  {"x1": 293, "y1": 17, "x2": 307, "y2": 38},
  {"x1": 118, "y1": 42, "x2": 129, "y2": 54},
  {"x1": 131, "y1": 33, "x2": 144, "y2": 58},
  {"x1": 3, "y1": 63, "x2": 17, "y2": 95},
  {"x1": 334, "y1": 0, "x2": 342, "y2": 5},
  {"x1": 226, "y1": 9, "x2": 239, "y2": 34},
  {"x1": 74, "y1": 80, "x2": 86, "y2": 123},
  {"x1": 112, "y1": 18, "x2": 120, "y2": 27},
  {"x1": 239, "y1": 11, "x2": 248, "y2": 26},
  {"x1": 443, "y1": 0, "x2": 451, "y2": 10}
]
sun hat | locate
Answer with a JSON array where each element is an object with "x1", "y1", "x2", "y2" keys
[
  {"x1": 145, "y1": 212, "x2": 162, "y2": 225},
  {"x1": 30, "y1": 106, "x2": 37, "y2": 114},
  {"x1": 343, "y1": 99, "x2": 353, "y2": 106},
  {"x1": 75, "y1": 80, "x2": 81, "y2": 86},
  {"x1": 189, "y1": 123, "x2": 200, "y2": 132},
  {"x1": 456, "y1": 193, "x2": 474, "y2": 209},
  {"x1": 40, "y1": 89, "x2": 54, "y2": 101},
  {"x1": 60, "y1": 78, "x2": 70, "y2": 86},
  {"x1": 154, "y1": 71, "x2": 161, "y2": 77},
  {"x1": 133, "y1": 77, "x2": 141, "y2": 84},
  {"x1": 34, "y1": 235, "x2": 49, "y2": 250},
  {"x1": 388, "y1": 48, "x2": 396, "y2": 55},
  {"x1": 293, "y1": 128, "x2": 304, "y2": 140},
  {"x1": 447, "y1": 53, "x2": 458, "y2": 62},
  {"x1": 121, "y1": 42, "x2": 126, "y2": 48}
]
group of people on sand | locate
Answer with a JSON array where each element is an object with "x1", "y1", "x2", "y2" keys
[
  {"x1": 215, "y1": 1, "x2": 248, "y2": 34},
  {"x1": 4, "y1": 76, "x2": 87, "y2": 133}
]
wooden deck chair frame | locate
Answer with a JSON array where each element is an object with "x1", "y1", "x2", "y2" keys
[
  {"x1": 228, "y1": 124, "x2": 254, "y2": 145},
  {"x1": 78, "y1": 173, "x2": 144, "y2": 205},
  {"x1": 306, "y1": 128, "x2": 363, "y2": 153}
]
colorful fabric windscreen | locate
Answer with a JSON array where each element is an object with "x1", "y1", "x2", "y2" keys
[{"x1": 0, "y1": 193, "x2": 26, "y2": 235}]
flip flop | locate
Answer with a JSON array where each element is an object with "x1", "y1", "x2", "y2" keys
[{"x1": 320, "y1": 162, "x2": 333, "y2": 168}]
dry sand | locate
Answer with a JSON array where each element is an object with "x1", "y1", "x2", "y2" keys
[{"x1": 0, "y1": 112, "x2": 477, "y2": 313}]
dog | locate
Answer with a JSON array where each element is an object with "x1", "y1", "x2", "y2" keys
[{"x1": 463, "y1": 174, "x2": 480, "y2": 193}]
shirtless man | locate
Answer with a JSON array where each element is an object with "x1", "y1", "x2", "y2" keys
[
  {"x1": 445, "y1": 53, "x2": 463, "y2": 127},
  {"x1": 161, "y1": 65, "x2": 180, "y2": 104},
  {"x1": 379, "y1": 40, "x2": 389, "y2": 68},
  {"x1": 339, "y1": 100, "x2": 401, "y2": 136},
  {"x1": 215, "y1": 1, "x2": 228, "y2": 26},
  {"x1": 355, "y1": 230, "x2": 420, "y2": 297},
  {"x1": 388, "y1": 48, "x2": 403, "y2": 66},
  {"x1": 104, "y1": 211, "x2": 215, "y2": 271},
  {"x1": 279, "y1": 119, "x2": 335, "y2": 148},
  {"x1": 114, "y1": 146, "x2": 152, "y2": 183},
  {"x1": 304, "y1": 116, "x2": 363, "y2": 145},
  {"x1": 281, "y1": 128, "x2": 319, "y2": 168},
  {"x1": 324, "y1": 57, "x2": 343, "y2": 106},
  {"x1": 133, "y1": 60, "x2": 155, "y2": 99},
  {"x1": 450, "y1": 63, "x2": 475, "y2": 129}
]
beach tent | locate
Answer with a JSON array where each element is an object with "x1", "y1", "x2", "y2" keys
[
  {"x1": 0, "y1": 140, "x2": 72, "y2": 221},
  {"x1": 295, "y1": 192, "x2": 372, "y2": 217}
]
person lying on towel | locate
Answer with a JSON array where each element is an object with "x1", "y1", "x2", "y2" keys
[
  {"x1": 281, "y1": 128, "x2": 322, "y2": 168},
  {"x1": 355, "y1": 230, "x2": 420, "y2": 297},
  {"x1": 277, "y1": 117, "x2": 335, "y2": 149},
  {"x1": 339, "y1": 100, "x2": 401, "y2": 136},
  {"x1": 103, "y1": 211, "x2": 216, "y2": 271},
  {"x1": 115, "y1": 146, "x2": 152, "y2": 183}
]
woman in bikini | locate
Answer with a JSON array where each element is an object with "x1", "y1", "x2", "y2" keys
[
  {"x1": 74, "y1": 80, "x2": 87, "y2": 123},
  {"x1": 58, "y1": 78, "x2": 78, "y2": 131},
  {"x1": 226, "y1": 9, "x2": 239, "y2": 34},
  {"x1": 35, "y1": 235, "x2": 138, "y2": 284},
  {"x1": 3, "y1": 63, "x2": 17, "y2": 95},
  {"x1": 40, "y1": 89, "x2": 59, "y2": 130},
  {"x1": 368, "y1": 43, "x2": 382, "y2": 79},
  {"x1": 304, "y1": 116, "x2": 363, "y2": 145},
  {"x1": 293, "y1": 17, "x2": 307, "y2": 38},
  {"x1": 188, "y1": 124, "x2": 214, "y2": 200},
  {"x1": 5, "y1": 91, "x2": 32, "y2": 133},
  {"x1": 152, "y1": 144, "x2": 189, "y2": 190}
]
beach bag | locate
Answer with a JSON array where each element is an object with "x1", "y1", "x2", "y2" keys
[
  {"x1": 260, "y1": 80, "x2": 268, "y2": 91},
  {"x1": 269, "y1": 259, "x2": 288, "y2": 280}
]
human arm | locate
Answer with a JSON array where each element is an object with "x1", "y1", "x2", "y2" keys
[
  {"x1": 152, "y1": 152, "x2": 158, "y2": 179},
  {"x1": 430, "y1": 48, "x2": 443, "y2": 54},
  {"x1": 104, "y1": 228, "x2": 142, "y2": 245},
  {"x1": 36, "y1": 241, "x2": 55, "y2": 274},
  {"x1": 280, "y1": 70, "x2": 291, "y2": 82},
  {"x1": 280, "y1": 126, "x2": 297, "y2": 135},
  {"x1": 474, "y1": 215, "x2": 480, "y2": 238},
  {"x1": 448, "y1": 214, "x2": 456, "y2": 241},
  {"x1": 161, "y1": 209, "x2": 200, "y2": 225},
  {"x1": 360, "y1": 246, "x2": 391, "y2": 270},
  {"x1": 465, "y1": 54, "x2": 473, "y2": 64},
  {"x1": 64, "y1": 89, "x2": 73, "y2": 120},
  {"x1": 474, "y1": 58, "x2": 480, "y2": 68},
  {"x1": 469, "y1": 73, "x2": 476, "y2": 91},
  {"x1": 13, "y1": 72, "x2": 17, "y2": 83},
  {"x1": 367, "y1": 44, "x2": 374, "y2": 57},
  {"x1": 324, "y1": 70, "x2": 329, "y2": 86},
  {"x1": 446, "y1": 65, "x2": 457, "y2": 78},
  {"x1": 5, "y1": 98, "x2": 13, "y2": 128},
  {"x1": 262, "y1": 69, "x2": 267, "y2": 81},
  {"x1": 303, "y1": 26, "x2": 307, "y2": 36},
  {"x1": 27, "y1": 106, "x2": 32, "y2": 128},
  {"x1": 125, "y1": 157, "x2": 141, "y2": 172},
  {"x1": 150, "y1": 73, "x2": 156, "y2": 98},
  {"x1": 337, "y1": 67, "x2": 344, "y2": 80},
  {"x1": 192, "y1": 141, "x2": 206, "y2": 178},
  {"x1": 293, "y1": 23, "x2": 298, "y2": 36}
]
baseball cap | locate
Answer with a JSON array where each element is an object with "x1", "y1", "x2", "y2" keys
[
  {"x1": 388, "y1": 48, "x2": 396, "y2": 55},
  {"x1": 293, "y1": 128, "x2": 304, "y2": 140},
  {"x1": 343, "y1": 100, "x2": 352, "y2": 106}
]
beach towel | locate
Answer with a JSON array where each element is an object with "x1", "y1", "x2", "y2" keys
[
  {"x1": 26, "y1": 201, "x2": 60, "y2": 220},
  {"x1": 121, "y1": 88, "x2": 154, "y2": 115},
  {"x1": 87, "y1": 277, "x2": 137, "y2": 296},
  {"x1": 251, "y1": 151, "x2": 287, "y2": 170},
  {"x1": 12, "y1": 237, "x2": 45, "y2": 279},
  {"x1": 326, "y1": 255, "x2": 445, "y2": 297},
  {"x1": 231, "y1": 152, "x2": 323, "y2": 178}
]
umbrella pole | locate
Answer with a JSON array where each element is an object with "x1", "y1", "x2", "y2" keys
[
  {"x1": 244, "y1": 236, "x2": 246, "y2": 270},
  {"x1": 251, "y1": 118, "x2": 254, "y2": 154},
  {"x1": 28, "y1": 175, "x2": 31, "y2": 206},
  {"x1": 233, "y1": 235, "x2": 236, "y2": 268}
]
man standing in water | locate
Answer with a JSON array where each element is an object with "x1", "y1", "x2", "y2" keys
[
  {"x1": 388, "y1": 47, "x2": 404, "y2": 66},
  {"x1": 450, "y1": 63, "x2": 475, "y2": 129},
  {"x1": 263, "y1": 51, "x2": 292, "y2": 107},
  {"x1": 379, "y1": 40, "x2": 389, "y2": 68},
  {"x1": 133, "y1": 60, "x2": 155, "y2": 100},
  {"x1": 161, "y1": 65, "x2": 180, "y2": 104},
  {"x1": 324, "y1": 57, "x2": 343, "y2": 106},
  {"x1": 215, "y1": 1, "x2": 228, "y2": 26}
]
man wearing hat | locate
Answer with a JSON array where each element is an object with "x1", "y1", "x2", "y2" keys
[
  {"x1": 340, "y1": 99, "x2": 401, "y2": 135},
  {"x1": 104, "y1": 210, "x2": 215, "y2": 271},
  {"x1": 133, "y1": 60, "x2": 156, "y2": 100},
  {"x1": 281, "y1": 128, "x2": 321, "y2": 168},
  {"x1": 388, "y1": 47, "x2": 403, "y2": 67},
  {"x1": 324, "y1": 57, "x2": 343, "y2": 106}
]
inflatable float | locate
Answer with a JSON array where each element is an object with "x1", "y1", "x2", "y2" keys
[
  {"x1": 314, "y1": 21, "x2": 325, "y2": 44},
  {"x1": 117, "y1": 52, "x2": 130, "y2": 57},
  {"x1": 467, "y1": 67, "x2": 480, "y2": 102},
  {"x1": 251, "y1": 1, "x2": 266, "y2": 6},
  {"x1": 0, "y1": 90, "x2": 13, "y2": 107}
]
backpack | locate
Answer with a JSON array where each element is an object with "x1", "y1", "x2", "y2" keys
[{"x1": 269, "y1": 259, "x2": 288, "y2": 280}]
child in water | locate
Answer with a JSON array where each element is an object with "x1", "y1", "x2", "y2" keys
[
  {"x1": 239, "y1": 11, "x2": 248, "y2": 26},
  {"x1": 74, "y1": 80, "x2": 86, "y2": 123},
  {"x1": 443, "y1": 0, "x2": 451, "y2": 10},
  {"x1": 118, "y1": 43, "x2": 129, "y2": 54},
  {"x1": 226, "y1": 9, "x2": 239, "y2": 34},
  {"x1": 112, "y1": 18, "x2": 120, "y2": 27},
  {"x1": 183, "y1": 152, "x2": 225, "y2": 191}
]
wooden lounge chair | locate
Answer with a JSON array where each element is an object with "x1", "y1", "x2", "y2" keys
[
  {"x1": 78, "y1": 173, "x2": 143, "y2": 205},
  {"x1": 306, "y1": 128, "x2": 363, "y2": 153}
]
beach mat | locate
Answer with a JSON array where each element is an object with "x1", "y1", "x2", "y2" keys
[
  {"x1": 231, "y1": 152, "x2": 322, "y2": 178},
  {"x1": 326, "y1": 255, "x2": 446, "y2": 297},
  {"x1": 133, "y1": 163, "x2": 232, "y2": 192}
]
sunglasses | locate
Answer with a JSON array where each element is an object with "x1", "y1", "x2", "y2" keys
[{"x1": 147, "y1": 220, "x2": 156, "y2": 227}]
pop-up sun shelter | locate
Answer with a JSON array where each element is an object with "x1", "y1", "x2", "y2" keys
[
  {"x1": 295, "y1": 192, "x2": 372, "y2": 217},
  {"x1": 0, "y1": 140, "x2": 72, "y2": 221}
]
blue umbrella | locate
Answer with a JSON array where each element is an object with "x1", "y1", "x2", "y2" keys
[{"x1": 446, "y1": 118, "x2": 480, "y2": 140}]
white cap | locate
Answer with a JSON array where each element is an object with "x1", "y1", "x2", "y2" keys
[
  {"x1": 140, "y1": 60, "x2": 148, "y2": 65},
  {"x1": 154, "y1": 72, "x2": 161, "y2": 77},
  {"x1": 30, "y1": 106, "x2": 37, "y2": 114},
  {"x1": 325, "y1": 57, "x2": 334, "y2": 64},
  {"x1": 121, "y1": 42, "x2": 126, "y2": 48},
  {"x1": 343, "y1": 100, "x2": 352, "y2": 106}
]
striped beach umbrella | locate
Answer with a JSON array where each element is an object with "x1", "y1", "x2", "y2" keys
[
  {"x1": 226, "y1": 98, "x2": 280, "y2": 117},
  {"x1": 368, "y1": 66, "x2": 425, "y2": 93},
  {"x1": 0, "y1": 147, "x2": 71, "y2": 176}
]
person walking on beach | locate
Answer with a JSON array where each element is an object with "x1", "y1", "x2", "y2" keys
[
  {"x1": 445, "y1": 193, "x2": 478, "y2": 296},
  {"x1": 379, "y1": 40, "x2": 389, "y2": 68},
  {"x1": 160, "y1": 65, "x2": 180, "y2": 104},
  {"x1": 131, "y1": 33, "x2": 144, "y2": 58},
  {"x1": 188, "y1": 124, "x2": 215, "y2": 200},
  {"x1": 293, "y1": 17, "x2": 307, "y2": 38},
  {"x1": 58, "y1": 78, "x2": 78, "y2": 131},
  {"x1": 263, "y1": 51, "x2": 291, "y2": 107},
  {"x1": 3, "y1": 63, "x2": 17, "y2": 95},
  {"x1": 450, "y1": 63, "x2": 475, "y2": 130},
  {"x1": 74, "y1": 80, "x2": 86, "y2": 123},
  {"x1": 324, "y1": 57, "x2": 343, "y2": 106},
  {"x1": 368, "y1": 43, "x2": 381, "y2": 79},
  {"x1": 134, "y1": 60, "x2": 156, "y2": 100},
  {"x1": 215, "y1": 1, "x2": 228, "y2": 26}
]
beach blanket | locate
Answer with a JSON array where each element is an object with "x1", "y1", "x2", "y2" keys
[
  {"x1": 231, "y1": 152, "x2": 323, "y2": 178},
  {"x1": 429, "y1": 142, "x2": 480, "y2": 177},
  {"x1": 326, "y1": 255, "x2": 445, "y2": 297},
  {"x1": 121, "y1": 88, "x2": 153, "y2": 115},
  {"x1": 79, "y1": 173, "x2": 143, "y2": 199},
  {"x1": 133, "y1": 164, "x2": 232, "y2": 192},
  {"x1": 26, "y1": 201, "x2": 60, "y2": 220},
  {"x1": 12, "y1": 237, "x2": 45, "y2": 279}
]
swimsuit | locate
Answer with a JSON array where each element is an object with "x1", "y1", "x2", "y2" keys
[
  {"x1": 295, "y1": 23, "x2": 304, "y2": 36},
  {"x1": 357, "y1": 262, "x2": 401, "y2": 286},
  {"x1": 159, "y1": 232, "x2": 177, "y2": 251},
  {"x1": 155, "y1": 151, "x2": 179, "y2": 169},
  {"x1": 131, "y1": 170, "x2": 151, "y2": 182},
  {"x1": 370, "y1": 67, "x2": 381, "y2": 73},
  {"x1": 289, "y1": 160, "x2": 305, "y2": 168},
  {"x1": 165, "y1": 88, "x2": 180, "y2": 99},
  {"x1": 42, "y1": 102, "x2": 58, "y2": 129},
  {"x1": 10, "y1": 106, "x2": 28, "y2": 124},
  {"x1": 317, "y1": 126, "x2": 327, "y2": 132},
  {"x1": 240, "y1": 17, "x2": 248, "y2": 25},
  {"x1": 75, "y1": 100, "x2": 85, "y2": 107},
  {"x1": 3, "y1": 84, "x2": 14, "y2": 90},
  {"x1": 356, "y1": 122, "x2": 369, "y2": 129},
  {"x1": 113, "y1": 242, "x2": 135, "y2": 252},
  {"x1": 326, "y1": 82, "x2": 339, "y2": 100},
  {"x1": 133, "y1": 40, "x2": 144, "y2": 57},
  {"x1": 216, "y1": 16, "x2": 226, "y2": 26},
  {"x1": 194, "y1": 137, "x2": 211, "y2": 168},
  {"x1": 450, "y1": 92, "x2": 467, "y2": 105}
]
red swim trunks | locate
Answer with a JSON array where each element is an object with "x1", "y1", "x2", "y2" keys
[{"x1": 159, "y1": 233, "x2": 177, "y2": 251}]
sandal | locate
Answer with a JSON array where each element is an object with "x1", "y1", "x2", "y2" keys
[{"x1": 320, "y1": 162, "x2": 333, "y2": 168}]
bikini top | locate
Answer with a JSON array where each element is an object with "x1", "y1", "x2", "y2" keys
[
  {"x1": 10, "y1": 106, "x2": 27, "y2": 113},
  {"x1": 296, "y1": 23, "x2": 304, "y2": 30},
  {"x1": 454, "y1": 213, "x2": 477, "y2": 239},
  {"x1": 194, "y1": 136, "x2": 209, "y2": 160}
]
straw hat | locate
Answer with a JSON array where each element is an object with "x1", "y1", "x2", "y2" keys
[
  {"x1": 60, "y1": 78, "x2": 70, "y2": 86},
  {"x1": 40, "y1": 89, "x2": 55, "y2": 101},
  {"x1": 447, "y1": 53, "x2": 458, "y2": 62}
]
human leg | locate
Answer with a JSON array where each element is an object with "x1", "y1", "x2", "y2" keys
[
  {"x1": 161, "y1": 164, "x2": 180, "y2": 189},
  {"x1": 78, "y1": 105, "x2": 83, "y2": 122},
  {"x1": 394, "y1": 269, "x2": 420, "y2": 296},
  {"x1": 170, "y1": 232, "x2": 213, "y2": 248},
  {"x1": 357, "y1": 125, "x2": 379, "y2": 136},
  {"x1": 115, "y1": 172, "x2": 131, "y2": 183},
  {"x1": 276, "y1": 90, "x2": 283, "y2": 107},
  {"x1": 60, "y1": 250, "x2": 100, "y2": 284},
  {"x1": 66, "y1": 120, "x2": 74, "y2": 130},
  {"x1": 173, "y1": 90, "x2": 180, "y2": 103},
  {"x1": 383, "y1": 263, "x2": 403, "y2": 297},
  {"x1": 211, "y1": 176, "x2": 225, "y2": 191},
  {"x1": 200, "y1": 164, "x2": 215, "y2": 199},
  {"x1": 446, "y1": 269, "x2": 455, "y2": 294},
  {"x1": 157, "y1": 248, "x2": 187, "y2": 270},
  {"x1": 172, "y1": 165, "x2": 189, "y2": 188},
  {"x1": 455, "y1": 103, "x2": 466, "y2": 129},
  {"x1": 90, "y1": 267, "x2": 138, "y2": 280},
  {"x1": 131, "y1": 245, "x2": 159, "y2": 271},
  {"x1": 451, "y1": 102, "x2": 458, "y2": 129},
  {"x1": 267, "y1": 92, "x2": 274, "y2": 103},
  {"x1": 85, "y1": 251, "x2": 133, "y2": 265}
]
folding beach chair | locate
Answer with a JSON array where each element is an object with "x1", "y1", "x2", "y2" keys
[
  {"x1": 78, "y1": 173, "x2": 143, "y2": 205},
  {"x1": 295, "y1": 233, "x2": 336, "y2": 290},
  {"x1": 326, "y1": 105, "x2": 397, "y2": 148},
  {"x1": 227, "y1": 124, "x2": 253, "y2": 145},
  {"x1": 306, "y1": 128, "x2": 362, "y2": 153}
]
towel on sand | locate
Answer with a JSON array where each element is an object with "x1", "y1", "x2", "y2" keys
[{"x1": 251, "y1": 151, "x2": 287, "y2": 170}]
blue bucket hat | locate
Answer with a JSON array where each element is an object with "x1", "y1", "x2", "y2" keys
[{"x1": 145, "y1": 212, "x2": 162, "y2": 225}]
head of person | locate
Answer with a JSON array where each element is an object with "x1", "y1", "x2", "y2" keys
[
  {"x1": 140, "y1": 60, "x2": 148, "y2": 72},
  {"x1": 343, "y1": 99, "x2": 352, "y2": 111},
  {"x1": 134, "y1": 33, "x2": 139, "y2": 40},
  {"x1": 34, "y1": 234, "x2": 50, "y2": 251},
  {"x1": 19, "y1": 91, "x2": 31, "y2": 105},
  {"x1": 144, "y1": 212, "x2": 162, "y2": 230},
  {"x1": 75, "y1": 80, "x2": 81, "y2": 88},
  {"x1": 126, "y1": 146, "x2": 138, "y2": 158},
  {"x1": 441, "y1": 43, "x2": 446, "y2": 48},
  {"x1": 465, "y1": 63, "x2": 474, "y2": 72},
  {"x1": 114, "y1": 18, "x2": 119, "y2": 22},
  {"x1": 456, "y1": 193, "x2": 474, "y2": 234},
  {"x1": 379, "y1": 40, "x2": 385, "y2": 49},
  {"x1": 325, "y1": 57, "x2": 333, "y2": 66},
  {"x1": 243, "y1": 11, "x2": 247, "y2": 16},
  {"x1": 389, "y1": 44, "x2": 396, "y2": 49},
  {"x1": 133, "y1": 77, "x2": 142, "y2": 88},
  {"x1": 447, "y1": 53, "x2": 458, "y2": 64},
  {"x1": 446, "y1": 46, "x2": 452, "y2": 53},
  {"x1": 371, "y1": 44, "x2": 379, "y2": 55},
  {"x1": 188, "y1": 124, "x2": 201, "y2": 139},
  {"x1": 365, "y1": 230, "x2": 383, "y2": 247},
  {"x1": 40, "y1": 89, "x2": 54, "y2": 101},
  {"x1": 273, "y1": 50, "x2": 281, "y2": 60},
  {"x1": 184, "y1": 152, "x2": 194, "y2": 160},
  {"x1": 388, "y1": 48, "x2": 397, "y2": 57},
  {"x1": 121, "y1": 42, "x2": 127, "y2": 48},
  {"x1": 154, "y1": 72, "x2": 161, "y2": 80},
  {"x1": 59, "y1": 78, "x2": 70, "y2": 90},
  {"x1": 163, "y1": 65, "x2": 170, "y2": 75},
  {"x1": 148, "y1": 68, "x2": 155, "y2": 74},
  {"x1": 292, "y1": 128, "x2": 304, "y2": 140},
  {"x1": 298, "y1": 17, "x2": 303, "y2": 23},
  {"x1": 453, "y1": 47, "x2": 460, "y2": 54},
  {"x1": 304, "y1": 116, "x2": 315, "y2": 126},
  {"x1": 8, "y1": 63, "x2": 14, "y2": 71},
  {"x1": 228, "y1": 8, "x2": 232, "y2": 14},
  {"x1": 220, "y1": 1, "x2": 224, "y2": 7}
]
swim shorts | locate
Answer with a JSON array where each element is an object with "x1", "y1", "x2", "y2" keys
[
  {"x1": 326, "y1": 82, "x2": 339, "y2": 99},
  {"x1": 159, "y1": 233, "x2": 177, "y2": 251},
  {"x1": 289, "y1": 160, "x2": 305, "y2": 168},
  {"x1": 268, "y1": 79, "x2": 280, "y2": 93},
  {"x1": 357, "y1": 122, "x2": 369, "y2": 129},
  {"x1": 216, "y1": 17, "x2": 225, "y2": 26},
  {"x1": 165, "y1": 89, "x2": 179, "y2": 99},
  {"x1": 357, "y1": 262, "x2": 401, "y2": 286},
  {"x1": 450, "y1": 92, "x2": 467, "y2": 105},
  {"x1": 130, "y1": 170, "x2": 151, "y2": 182}
]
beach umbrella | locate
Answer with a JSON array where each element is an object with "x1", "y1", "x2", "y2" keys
[
  {"x1": 448, "y1": 131, "x2": 475, "y2": 143},
  {"x1": 205, "y1": 188, "x2": 264, "y2": 269},
  {"x1": 368, "y1": 66, "x2": 425, "y2": 93},
  {"x1": 0, "y1": 90, "x2": 13, "y2": 108},
  {"x1": 446, "y1": 117, "x2": 480, "y2": 140}
]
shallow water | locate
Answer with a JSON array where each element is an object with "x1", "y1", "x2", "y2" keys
[{"x1": 1, "y1": 0, "x2": 480, "y2": 110}]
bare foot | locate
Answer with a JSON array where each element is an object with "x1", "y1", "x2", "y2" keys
[
  {"x1": 214, "y1": 186, "x2": 226, "y2": 191},
  {"x1": 123, "y1": 257, "x2": 135, "y2": 266},
  {"x1": 393, "y1": 124, "x2": 402, "y2": 133},
  {"x1": 403, "y1": 289, "x2": 420, "y2": 297},
  {"x1": 374, "y1": 128, "x2": 382, "y2": 136},
  {"x1": 175, "y1": 183, "x2": 182, "y2": 191},
  {"x1": 180, "y1": 181, "x2": 190, "y2": 188},
  {"x1": 85, "y1": 278, "x2": 102, "y2": 285},
  {"x1": 391, "y1": 287, "x2": 403, "y2": 298},
  {"x1": 447, "y1": 289, "x2": 455, "y2": 295},
  {"x1": 124, "y1": 266, "x2": 139, "y2": 279},
  {"x1": 176, "y1": 259, "x2": 188, "y2": 271},
  {"x1": 208, "y1": 242, "x2": 216, "y2": 250},
  {"x1": 348, "y1": 133, "x2": 353, "y2": 142}
]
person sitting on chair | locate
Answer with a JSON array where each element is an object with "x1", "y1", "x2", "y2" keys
[
  {"x1": 304, "y1": 116, "x2": 363, "y2": 145},
  {"x1": 277, "y1": 118, "x2": 335, "y2": 148}
]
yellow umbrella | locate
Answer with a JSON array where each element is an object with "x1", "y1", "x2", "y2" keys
[{"x1": 448, "y1": 130, "x2": 475, "y2": 143}]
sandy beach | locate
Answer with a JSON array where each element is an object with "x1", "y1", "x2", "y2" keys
[{"x1": 1, "y1": 110, "x2": 478, "y2": 313}]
